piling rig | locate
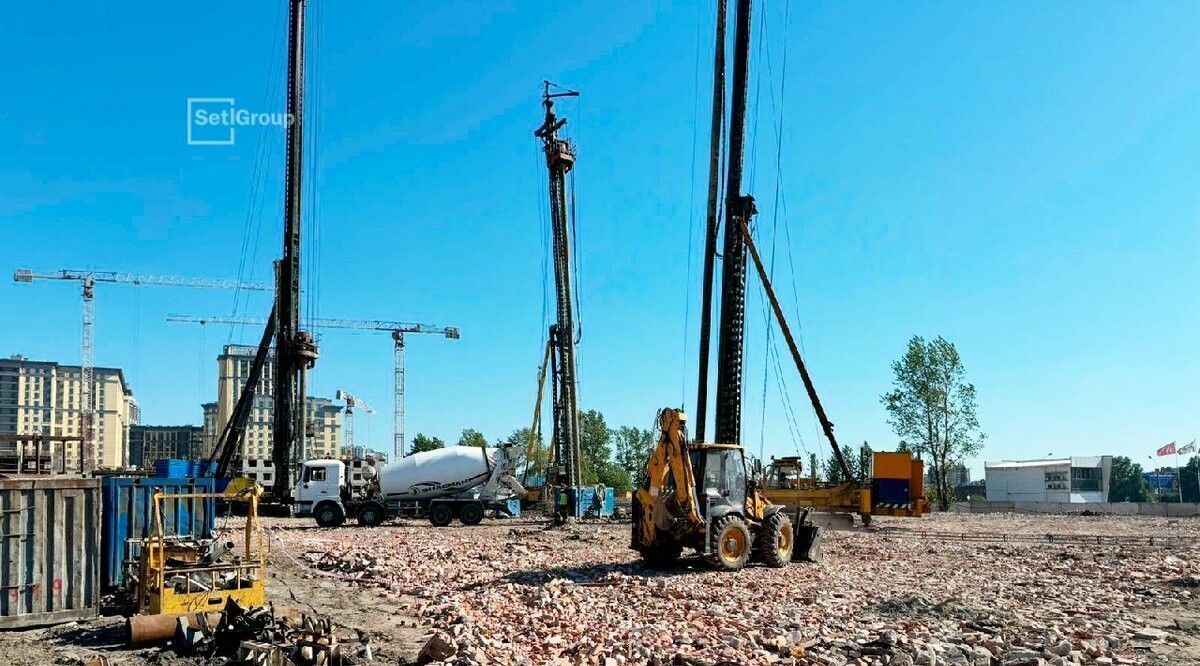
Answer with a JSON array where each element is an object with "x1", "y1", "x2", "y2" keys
[
  {"x1": 534, "y1": 82, "x2": 606, "y2": 520},
  {"x1": 631, "y1": 0, "x2": 855, "y2": 570}
]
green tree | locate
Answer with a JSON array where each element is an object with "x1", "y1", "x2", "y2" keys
[
  {"x1": 612, "y1": 425, "x2": 656, "y2": 486},
  {"x1": 409, "y1": 433, "x2": 445, "y2": 455},
  {"x1": 456, "y1": 428, "x2": 488, "y2": 448},
  {"x1": 502, "y1": 427, "x2": 546, "y2": 480},
  {"x1": 596, "y1": 463, "x2": 633, "y2": 494},
  {"x1": 1108, "y1": 455, "x2": 1152, "y2": 502},
  {"x1": 824, "y1": 446, "x2": 853, "y2": 484},
  {"x1": 859, "y1": 441, "x2": 874, "y2": 479},
  {"x1": 578, "y1": 409, "x2": 612, "y2": 485},
  {"x1": 881, "y1": 335, "x2": 985, "y2": 510},
  {"x1": 1182, "y1": 457, "x2": 1200, "y2": 503}
]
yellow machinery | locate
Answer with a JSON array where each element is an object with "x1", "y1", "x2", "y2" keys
[
  {"x1": 631, "y1": 409, "x2": 804, "y2": 571},
  {"x1": 761, "y1": 452, "x2": 927, "y2": 524},
  {"x1": 138, "y1": 481, "x2": 266, "y2": 614}
]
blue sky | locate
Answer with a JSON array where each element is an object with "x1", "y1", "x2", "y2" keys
[{"x1": 1, "y1": 2, "x2": 1197, "y2": 477}]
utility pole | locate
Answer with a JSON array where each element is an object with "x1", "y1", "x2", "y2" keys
[
  {"x1": 535, "y1": 81, "x2": 583, "y2": 492},
  {"x1": 713, "y1": 0, "x2": 756, "y2": 447},
  {"x1": 694, "y1": 0, "x2": 728, "y2": 444},
  {"x1": 273, "y1": 0, "x2": 319, "y2": 499}
]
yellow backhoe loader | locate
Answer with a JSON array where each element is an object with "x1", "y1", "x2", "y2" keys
[{"x1": 631, "y1": 409, "x2": 817, "y2": 570}]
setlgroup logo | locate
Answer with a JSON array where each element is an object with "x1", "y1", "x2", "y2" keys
[{"x1": 186, "y1": 97, "x2": 292, "y2": 145}]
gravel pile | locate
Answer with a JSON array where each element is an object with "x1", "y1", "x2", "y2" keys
[{"x1": 266, "y1": 514, "x2": 1200, "y2": 665}]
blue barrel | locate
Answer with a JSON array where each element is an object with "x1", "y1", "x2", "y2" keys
[{"x1": 100, "y1": 476, "x2": 217, "y2": 591}]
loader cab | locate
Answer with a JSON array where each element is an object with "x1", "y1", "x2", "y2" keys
[
  {"x1": 692, "y1": 444, "x2": 747, "y2": 517},
  {"x1": 295, "y1": 459, "x2": 344, "y2": 515}
]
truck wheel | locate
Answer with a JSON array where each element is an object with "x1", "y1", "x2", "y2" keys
[
  {"x1": 706, "y1": 515, "x2": 751, "y2": 571},
  {"x1": 458, "y1": 502, "x2": 484, "y2": 526},
  {"x1": 315, "y1": 502, "x2": 344, "y2": 528},
  {"x1": 428, "y1": 503, "x2": 454, "y2": 527},
  {"x1": 755, "y1": 512, "x2": 794, "y2": 568},
  {"x1": 357, "y1": 504, "x2": 384, "y2": 527}
]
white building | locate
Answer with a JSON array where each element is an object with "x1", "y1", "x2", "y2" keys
[{"x1": 985, "y1": 456, "x2": 1112, "y2": 503}]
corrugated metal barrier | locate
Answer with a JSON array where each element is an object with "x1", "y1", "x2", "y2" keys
[
  {"x1": 101, "y1": 476, "x2": 217, "y2": 592},
  {"x1": 0, "y1": 477, "x2": 100, "y2": 629}
]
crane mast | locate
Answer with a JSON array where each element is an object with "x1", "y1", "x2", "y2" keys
[
  {"x1": 534, "y1": 82, "x2": 583, "y2": 490},
  {"x1": 273, "y1": 0, "x2": 319, "y2": 499},
  {"x1": 335, "y1": 389, "x2": 376, "y2": 453},
  {"x1": 12, "y1": 268, "x2": 268, "y2": 472}
]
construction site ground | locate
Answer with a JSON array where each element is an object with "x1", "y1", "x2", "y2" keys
[{"x1": 4, "y1": 512, "x2": 1200, "y2": 665}]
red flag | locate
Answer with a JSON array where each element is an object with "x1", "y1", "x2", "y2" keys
[{"x1": 1158, "y1": 441, "x2": 1177, "y2": 456}]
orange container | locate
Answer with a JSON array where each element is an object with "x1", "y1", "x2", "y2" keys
[
  {"x1": 910, "y1": 458, "x2": 924, "y2": 498},
  {"x1": 873, "y1": 451, "x2": 913, "y2": 480}
]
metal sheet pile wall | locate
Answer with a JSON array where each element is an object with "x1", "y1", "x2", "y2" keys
[
  {"x1": 0, "y1": 477, "x2": 100, "y2": 629},
  {"x1": 101, "y1": 476, "x2": 217, "y2": 591}
]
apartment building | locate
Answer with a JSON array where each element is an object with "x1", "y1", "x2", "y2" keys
[
  {"x1": 201, "y1": 345, "x2": 341, "y2": 467},
  {"x1": 128, "y1": 424, "x2": 203, "y2": 469},
  {"x1": 0, "y1": 355, "x2": 138, "y2": 469}
]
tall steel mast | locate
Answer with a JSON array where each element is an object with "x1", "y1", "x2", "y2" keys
[
  {"x1": 535, "y1": 82, "x2": 582, "y2": 490},
  {"x1": 272, "y1": 0, "x2": 319, "y2": 499},
  {"x1": 712, "y1": 0, "x2": 756, "y2": 446},
  {"x1": 693, "y1": 0, "x2": 729, "y2": 443}
]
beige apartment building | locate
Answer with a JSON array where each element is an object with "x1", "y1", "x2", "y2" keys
[
  {"x1": 202, "y1": 345, "x2": 341, "y2": 467},
  {"x1": 0, "y1": 355, "x2": 138, "y2": 469}
]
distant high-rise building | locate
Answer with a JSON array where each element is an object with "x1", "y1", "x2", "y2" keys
[
  {"x1": 203, "y1": 345, "x2": 341, "y2": 466},
  {"x1": 129, "y1": 424, "x2": 203, "y2": 469},
  {"x1": 0, "y1": 355, "x2": 138, "y2": 469},
  {"x1": 926, "y1": 462, "x2": 972, "y2": 489}
]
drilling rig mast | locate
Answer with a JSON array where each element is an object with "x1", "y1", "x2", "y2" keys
[
  {"x1": 272, "y1": 0, "x2": 319, "y2": 499},
  {"x1": 711, "y1": 0, "x2": 756, "y2": 448},
  {"x1": 534, "y1": 82, "x2": 583, "y2": 495}
]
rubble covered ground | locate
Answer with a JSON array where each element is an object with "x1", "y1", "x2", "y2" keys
[{"x1": 4, "y1": 513, "x2": 1200, "y2": 665}]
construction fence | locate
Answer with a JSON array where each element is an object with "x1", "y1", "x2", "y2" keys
[{"x1": 952, "y1": 500, "x2": 1200, "y2": 517}]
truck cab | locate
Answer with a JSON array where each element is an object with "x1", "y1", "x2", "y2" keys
[{"x1": 295, "y1": 459, "x2": 348, "y2": 525}]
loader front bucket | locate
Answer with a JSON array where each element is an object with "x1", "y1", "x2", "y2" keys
[{"x1": 793, "y1": 523, "x2": 823, "y2": 563}]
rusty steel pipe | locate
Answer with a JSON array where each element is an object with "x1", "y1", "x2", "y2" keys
[{"x1": 127, "y1": 612, "x2": 222, "y2": 647}]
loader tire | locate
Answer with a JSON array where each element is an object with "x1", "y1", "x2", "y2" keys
[
  {"x1": 706, "y1": 515, "x2": 751, "y2": 571},
  {"x1": 755, "y1": 512, "x2": 794, "y2": 568}
]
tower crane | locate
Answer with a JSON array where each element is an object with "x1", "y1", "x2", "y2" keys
[
  {"x1": 12, "y1": 268, "x2": 269, "y2": 471},
  {"x1": 334, "y1": 389, "x2": 376, "y2": 454},
  {"x1": 166, "y1": 314, "x2": 459, "y2": 462}
]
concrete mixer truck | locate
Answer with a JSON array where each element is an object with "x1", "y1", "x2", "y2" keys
[{"x1": 294, "y1": 445, "x2": 526, "y2": 527}]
